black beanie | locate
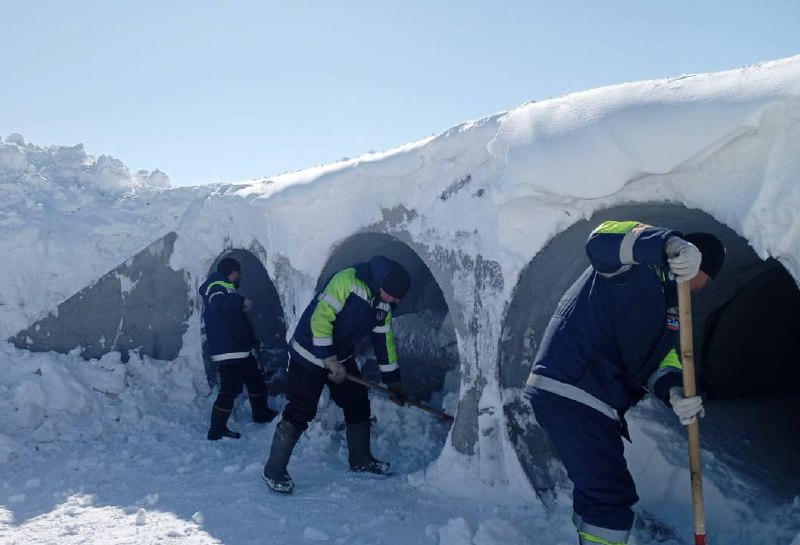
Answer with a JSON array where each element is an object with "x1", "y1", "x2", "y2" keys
[
  {"x1": 217, "y1": 257, "x2": 241, "y2": 277},
  {"x1": 382, "y1": 264, "x2": 411, "y2": 299},
  {"x1": 684, "y1": 233, "x2": 726, "y2": 279}
]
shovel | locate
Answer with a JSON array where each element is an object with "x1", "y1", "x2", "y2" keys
[
  {"x1": 678, "y1": 281, "x2": 709, "y2": 545},
  {"x1": 345, "y1": 374, "x2": 454, "y2": 422}
]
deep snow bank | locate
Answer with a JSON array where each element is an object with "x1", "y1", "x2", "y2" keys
[
  {"x1": 3, "y1": 56, "x2": 800, "y2": 543},
  {"x1": 0, "y1": 134, "x2": 212, "y2": 339}
]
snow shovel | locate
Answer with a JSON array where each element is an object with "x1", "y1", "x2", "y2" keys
[
  {"x1": 345, "y1": 374, "x2": 454, "y2": 422},
  {"x1": 678, "y1": 282, "x2": 708, "y2": 545}
]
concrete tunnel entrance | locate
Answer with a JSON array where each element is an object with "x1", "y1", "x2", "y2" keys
[
  {"x1": 203, "y1": 249, "x2": 289, "y2": 393},
  {"x1": 499, "y1": 204, "x2": 800, "y2": 500},
  {"x1": 317, "y1": 232, "x2": 460, "y2": 470}
]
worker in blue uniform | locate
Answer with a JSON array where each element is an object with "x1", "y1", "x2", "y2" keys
[
  {"x1": 263, "y1": 255, "x2": 410, "y2": 494},
  {"x1": 524, "y1": 221, "x2": 725, "y2": 545},
  {"x1": 199, "y1": 257, "x2": 278, "y2": 441}
]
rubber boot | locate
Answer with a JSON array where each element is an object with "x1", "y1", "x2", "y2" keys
[
  {"x1": 262, "y1": 420, "x2": 300, "y2": 494},
  {"x1": 207, "y1": 405, "x2": 242, "y2": 440},
  {"x1": 250, "y1": 394, "x2": 279, "y2": 423},
  {"x1": 346, "y1": 420, "x2": 391, "y2": 475}
]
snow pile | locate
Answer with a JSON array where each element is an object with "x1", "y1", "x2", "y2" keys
[
  {"x1": 0, "y1": 342, "x2": 207, "y2": 464},
  {"x1": 0, "y1": 135, "x2": 209, "y2": 338},
  {"x1": 2, "y1": 56, "x2": 800, "y2": 544},
  {"x1": 0, "y1": 133, "x2": 170, "y2": 194}
]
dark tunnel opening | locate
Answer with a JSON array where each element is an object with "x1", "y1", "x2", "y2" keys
[
  {"x1": 318, "y1": 232, "x2": 460, "y2": 405},
  {"x1": 499, "y1": 203, "x2": 800, "y2": 500},
  {"x1": 203, "y1": 249, "x2": 289, "y2": 394}
]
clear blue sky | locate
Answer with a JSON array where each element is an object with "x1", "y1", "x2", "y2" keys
[{"x1": 2, "y1": 1, "x2": 798, "y2": 186}]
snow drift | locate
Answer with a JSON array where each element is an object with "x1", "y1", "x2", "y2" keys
[{"x1": 3, "y1": 56, "x2": 800, "y2": 544}]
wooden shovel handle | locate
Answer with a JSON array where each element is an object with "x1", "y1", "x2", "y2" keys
[
  {"x1": 345, "y1": 374, "x2": 454, "y2": 422},
  {"x1": 678, "y1": 281, "x2": 708, "y2": 545}
]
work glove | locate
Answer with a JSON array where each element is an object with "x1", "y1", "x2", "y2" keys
[
  {"x1": 385, "y1": 382, "x2": 407, "y2": 407},
  {"x1": 669, "y1": 387, "x2": 705, "y2": 425},
  {"x1": 243, "y1": 298, "x2": 254, "y2": 313},
  {"x1": 323, "y1": 356, "x2": 347, "y2": 384},
  {"x1": 664, "y1": 237, "x2": 702, "y2": 283}
]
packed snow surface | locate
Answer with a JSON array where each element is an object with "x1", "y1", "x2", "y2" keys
[{"x1": 3, "y1": 56, "x2": 800, "y2": 543}]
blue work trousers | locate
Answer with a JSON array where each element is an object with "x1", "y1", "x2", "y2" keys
[{"x1": 529, "y1": 389, "x2": 638, "y2": 533}]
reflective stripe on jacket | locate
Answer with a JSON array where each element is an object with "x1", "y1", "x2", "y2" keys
[
  {"x1": 290, "y1": 256, "x2": 401, "y2": 384},
  {"x1": 525, "y1": 221, "x2": 684, "y2": 416},
  {"x1": 198, "y1": 272, "x2": 255, "y2": 362}
]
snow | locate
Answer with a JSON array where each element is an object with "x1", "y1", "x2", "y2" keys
[
  {"x1": 0, "y1": 342, "x2": 573, "y2": 545},
  {"x1": 3, "y1": 55, "x2": 800, "y2": 544}
]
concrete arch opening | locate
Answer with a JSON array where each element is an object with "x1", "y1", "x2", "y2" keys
[
  {"x1": 499, "y1": 203, "x2": 800, "y2": 500},
  {"x1": 317, "y1": 232, "x2": 459, "y2": 471},
  {"x1": 204, "y1": 249, "x2": 288, "y2": 393}
]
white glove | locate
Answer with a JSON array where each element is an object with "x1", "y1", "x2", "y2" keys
[
  {"x1": 323, "y1": 356, "x2": 347, "y2": 384},
  {"x1": 669, "y1": 387, "x2": 705, "y2": 425},
  {"x1": 665, "y1": 237, "x2": 701, "y2": 283},
  {"x1": 243, "y1": 298, "x2": 253, "y2": 313}
]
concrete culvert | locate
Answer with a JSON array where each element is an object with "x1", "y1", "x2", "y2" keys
[
  {"x1": 316, "y1": 232, "x2": 460, "y2": 472},
  {"x1": 499, "y1": 203, "x2": 800, "y2": 501},
  {"x1": 204, "y1": 249, "x2": 288, "y2": 394},
  {"x1": 11, "y1": 232, "x2": 190, "y2": 362}
]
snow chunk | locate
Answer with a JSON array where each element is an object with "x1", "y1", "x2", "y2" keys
[
  {"x1": 135, "y1": 168, "x2": 171, "y2": 188},
  {"x1": 0, "y1": 142, "x2": 26, "y2": 173},
  {"x1": 5, "y1": 133, "x2": 25, "y2": 145},
  {"x1": 473, "y1": 518, "x2": 529, "y2": 545},
  {"x1": 438, "y1": 517, "x2": 472, "y2": 545},
  {"x1": 12, "y1": 380, "x2": 46, "y2": 429},
  {"x1": 303, "y1": 527, "x2": 330, "y2": 541}
]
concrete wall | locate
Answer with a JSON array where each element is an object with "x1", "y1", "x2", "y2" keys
[{"x1": 12, "y1": 232, "x2": 190, "y2": 362}]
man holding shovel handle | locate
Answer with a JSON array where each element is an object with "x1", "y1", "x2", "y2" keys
[{"x1": 523, "y1": 221, "x2": 725, "y2": 545}]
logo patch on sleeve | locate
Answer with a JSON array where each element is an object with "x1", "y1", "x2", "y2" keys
[{"x1": 666, "y1": 307, "x2": 680, "y2": 331}]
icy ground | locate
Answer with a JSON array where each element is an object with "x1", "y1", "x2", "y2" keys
[
  {"x1": 0, "y1": 344, "x2": 576, "y2": 545},
  {"x1": 2, "y1": 345, "x2": 799, "y2": 545}
]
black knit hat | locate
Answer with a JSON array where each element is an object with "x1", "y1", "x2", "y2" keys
[
  {"x1": 217, "y1": 257, "x2": 241, "y2": 277},
  {"x1": 381, "y1": 264, "x2": 411, "y2": 299},
  {"x1": 684, "y1": 233, "x2": 726, "y2": 279}
]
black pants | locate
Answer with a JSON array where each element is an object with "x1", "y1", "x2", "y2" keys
[
  {"x1": 213, "y1": 355, "x2": 268, "y2": 412},
  {"x1": 282, "y1": 357, "x2": 370, "y2": 432}
]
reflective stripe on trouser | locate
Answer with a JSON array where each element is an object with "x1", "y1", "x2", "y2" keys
[
  {"x1": 211, "y1": 351, "x2": 251, "y2": 362},
  {"x1": 578, "y1": 521, "x2": 629, "y2": 545},
  {"x1": 213, "y1": 355, "x2": 268, "y2": 412},
  {"x1": 528, "y1": 388, "x2": 637, "y2": 535}
]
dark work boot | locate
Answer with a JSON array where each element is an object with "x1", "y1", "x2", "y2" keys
[
  {"x1": 263, "y1": 420, "x2": 300, "y2": 494},
  {"x1": 207, "y1": 405, "x2": 242, "y2": 441},
  {"x1": 250, "y1": 394, "x2": 279, "y2": 423},
  {"x1": 346, "y1": 420, "x2": 391, "y2": 475}
]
